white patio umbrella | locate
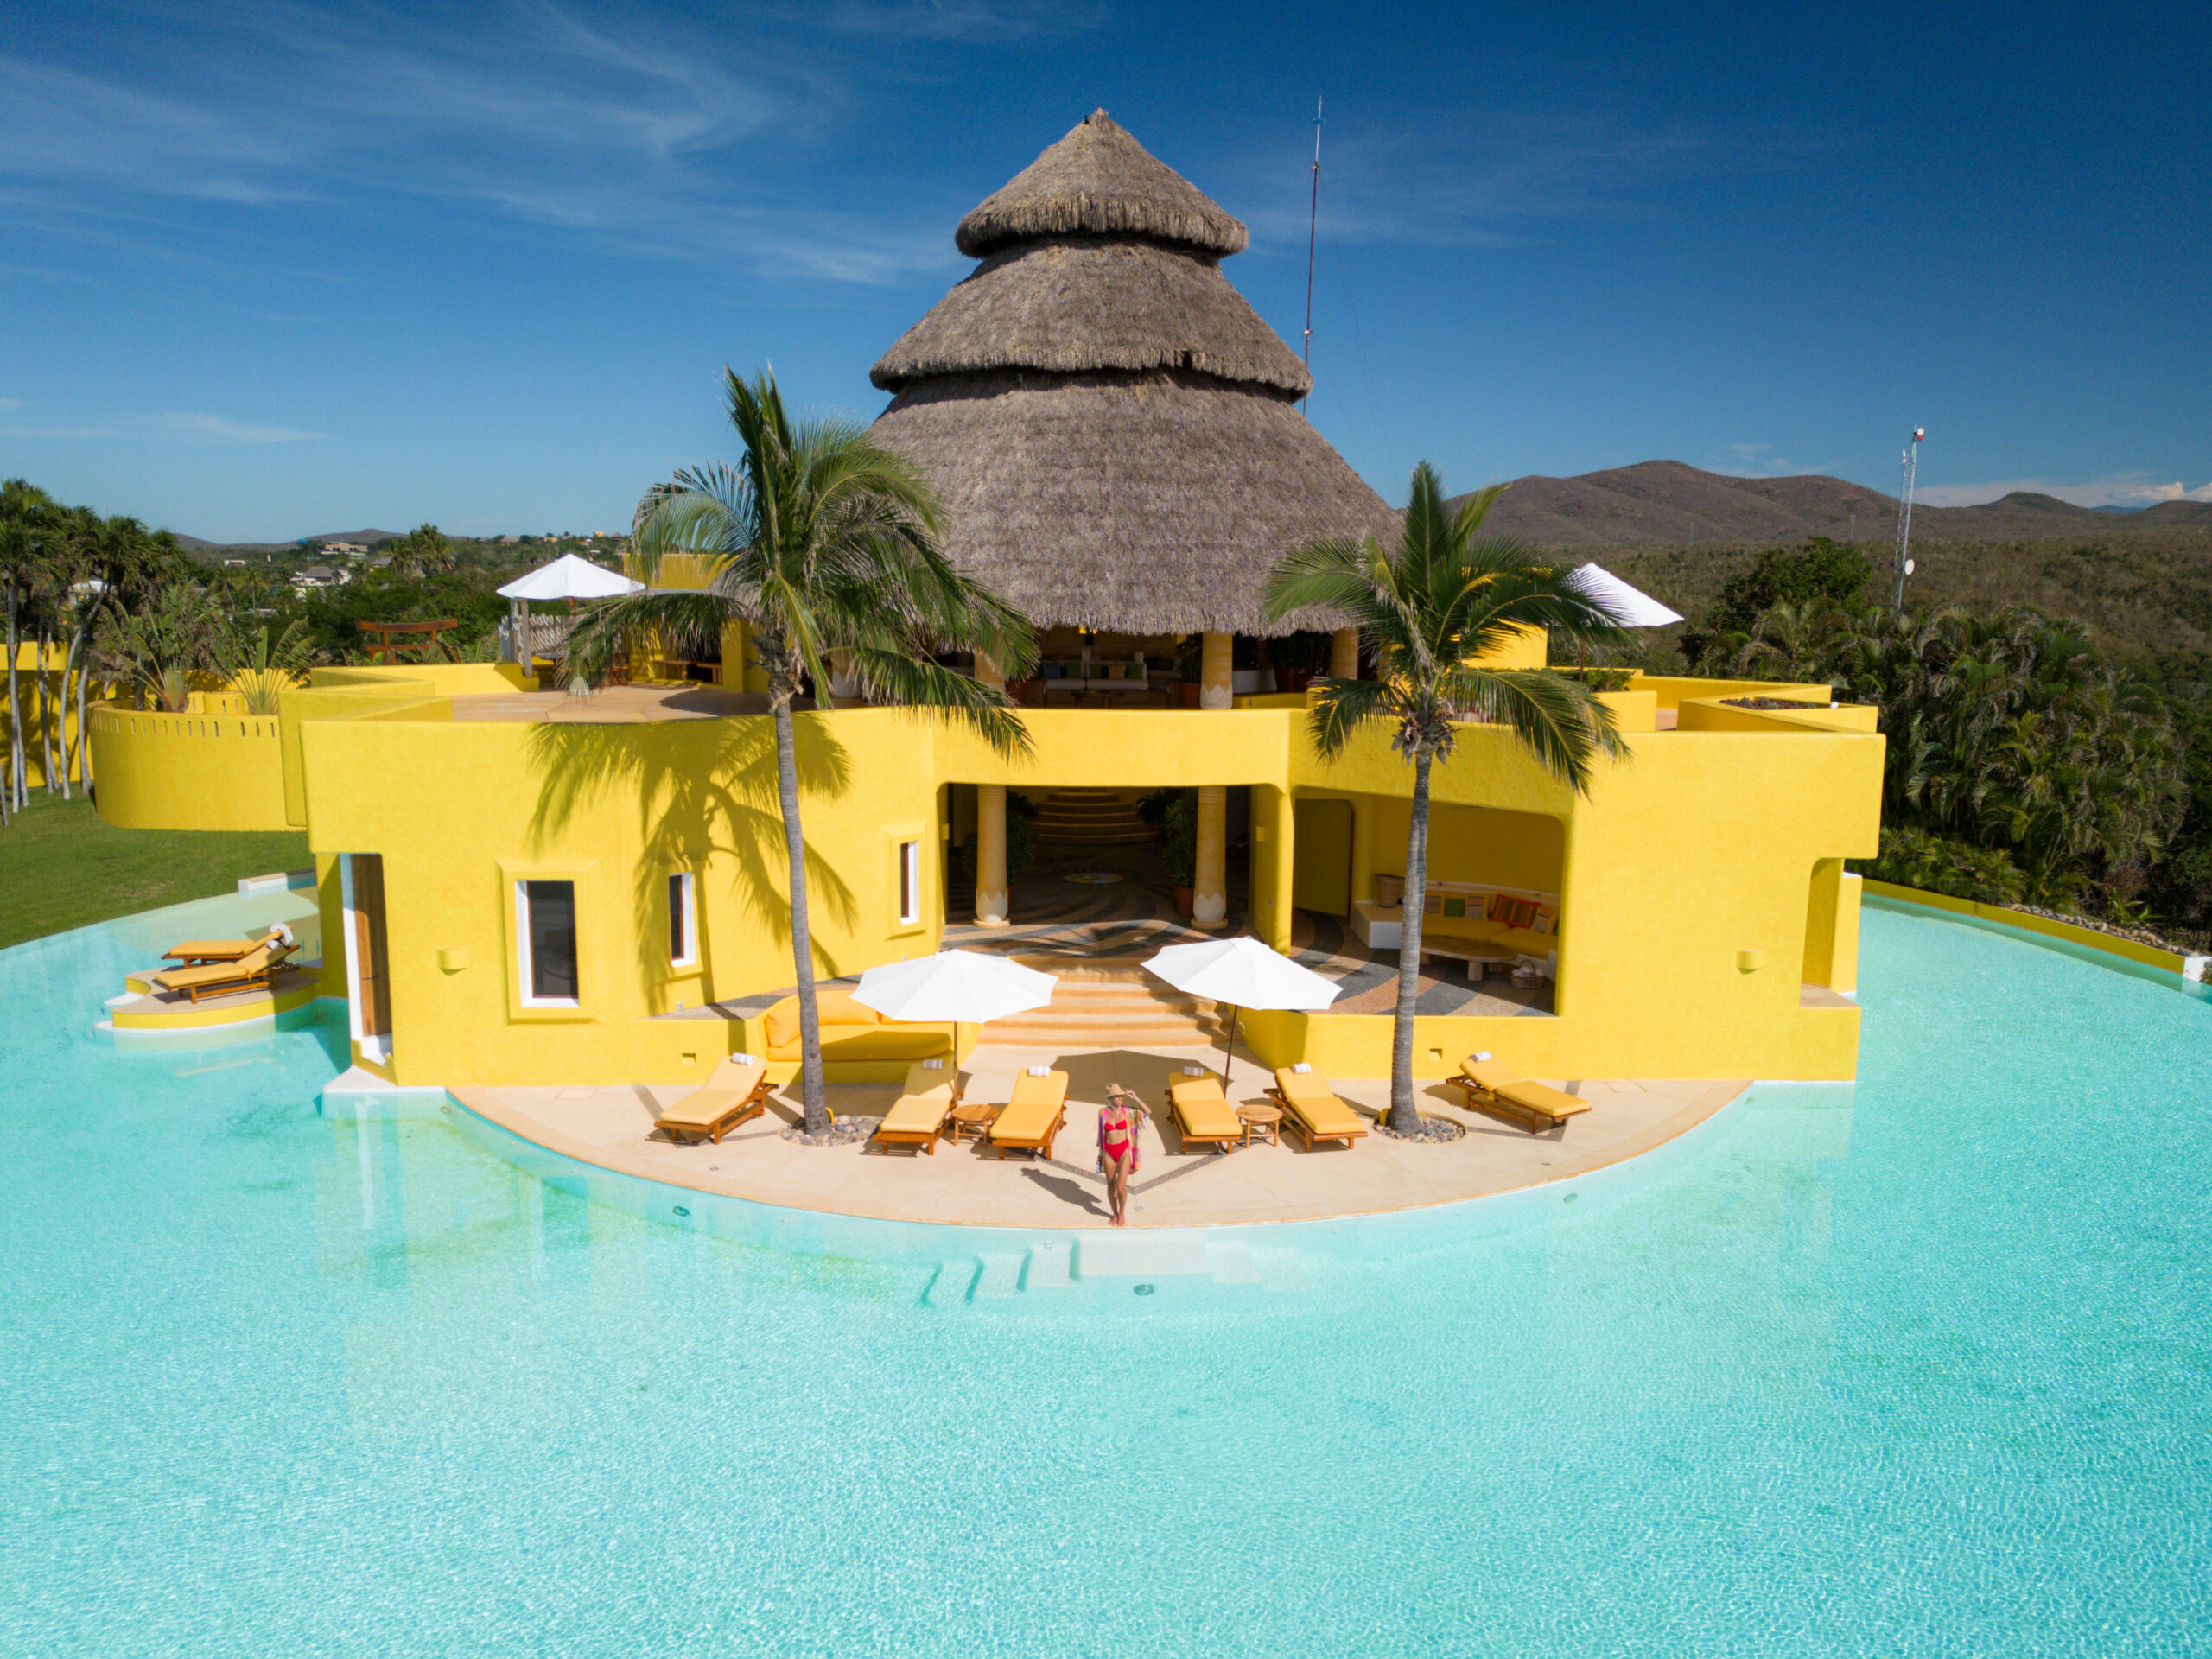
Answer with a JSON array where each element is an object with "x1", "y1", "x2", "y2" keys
[
  {"x1": 496, "y1": 555, "x2": 645, "y2": 671},
  {"x1": 1141, "y1": 935, "x2": 1340, "y2": 1088},
  {"x1": 852, "y1": 950, "x2": 1058, "y2": 1037},
  {"x1": 496, "y1": 553, "x2": 645, "y2": 602},
  {"x1": 1569, "y1": 563, "x2": 1684, "y2": 627}
]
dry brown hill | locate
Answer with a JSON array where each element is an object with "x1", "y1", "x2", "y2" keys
[{"x1": 1468, "y1": 460, "x2": 2176, "y2": 547}]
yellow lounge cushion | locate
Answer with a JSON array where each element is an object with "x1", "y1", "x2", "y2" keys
[
  {"x1": 1462, "y1": 1058, "x2": 1588, "y2": 1120},
  {"x1": 819, "y1": 1030, "x2": 949, "y2": 1062},
  {"x1": 1272, "y1": 1068, "x2": 1366, "y2": 1137},
  {"x1": 154, "y1": 944, "x2": 277, "y2": 992},
  {"x1": 659, "y1": 1054, "x2": 768, "y2": 1128},
  {"x1": 1167, "y1": 1077, "x2": 1240, "y2": 1139},
  {"x1": 1423, "y1": 916, "x2": 1509, "y2": 946},
  {"x1": 992, "y1": 1072, "x2": 1066, "y2": 1142},
  {"x1": 879, "y1": 1080, "x2": 956, "y2": 1135}
]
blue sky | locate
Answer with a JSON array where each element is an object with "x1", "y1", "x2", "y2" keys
[{"x1": 2, "y1": 0, "x2": 2205, "y2": 542}]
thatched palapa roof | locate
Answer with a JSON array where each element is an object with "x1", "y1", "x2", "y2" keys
[{"x1": 869, "y1": 109, "x2": 1394, "y2": 636}]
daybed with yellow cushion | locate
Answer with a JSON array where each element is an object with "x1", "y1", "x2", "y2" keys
[
  {"x1": 758, "y1": 987, "x2": 957, "y2": 1083},
  {"x1": 1166, "y1": 1071, "x2": 1243, "y2": 1153},
  {"x1": 654, "y1": 1052, "x2": 773, "y2": 1146},
  {"x1": 1267, "y1": 1065, "x2": 1368, "y2": 1150},
  {"x1": 869, "y1": 1060, "x2": 963, "y2": 1155},
  {"x1": 1452, "y1": 1054, "x2": 1591, "y2": 1134},
  {"x1": 988, "y1": 1069, "x2": 1068, "y2": 1160},
  {"x1": 1414, "y1": 889, "x2": 1560, "y2": 976}
]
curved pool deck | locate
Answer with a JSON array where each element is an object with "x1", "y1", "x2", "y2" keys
[{"x1": 446, "y1": 1065, "x2": 1747, "y2": 1230}]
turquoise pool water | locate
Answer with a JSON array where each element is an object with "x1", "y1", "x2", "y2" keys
[{"x1": 3, "y1": 901, "x2": 2208, "y2": 1656}]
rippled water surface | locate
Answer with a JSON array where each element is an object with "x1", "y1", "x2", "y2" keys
[{"x1": 2, "y1": 897, "x2": 2207, "y2": 1656}]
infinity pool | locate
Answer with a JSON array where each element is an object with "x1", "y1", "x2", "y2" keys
[{"x1": 2, "y1": 899, "x2": 2206, "y2": 1656}]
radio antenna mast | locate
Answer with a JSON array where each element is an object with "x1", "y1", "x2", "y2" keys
[
  {"x1": 1891, "y1": 425, "x2": 1925, "y2": 611},
  {"x1": 1301, "y1": 96, "x2": 1321, "y2": 416}
]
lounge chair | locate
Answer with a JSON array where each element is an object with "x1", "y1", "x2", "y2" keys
[
  {"x1": 654, "y1": 1052, "x2": 773, "y2": 1145},
  {"x1": 869, "y1": 1060, "x2": 962, "y2": 1155},
  {"x1": 1452, "y1": 1053, "x2": 1591, "y2": 1134},
  {"x1": 151, "y1": 937, "x2": 298, "y2": 1004},
  {"x1": 988, "y1": 1068, "x2": 1067, "y2": 1160},
  {"x1": 1267, "y1": 1065, "x2": 1369, "y2": 1150},
  {"x1": 162, "y1": 925, "x2": 292, "y2": 967},
  {"x1": 1166, "y1": 1071, "x2": 1243, "y2": 1153}
]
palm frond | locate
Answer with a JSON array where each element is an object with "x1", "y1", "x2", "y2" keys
[{"x1": 1444, "y1": 666, "x2": 1627, "y2": 793}]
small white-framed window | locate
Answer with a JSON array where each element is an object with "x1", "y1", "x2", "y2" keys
[
  {"x1": 897, "y1": 839, "x2": 922, "y2": 927},
  {"x1": 516, "y1": 879, "x2": 579, "y2": 1007},
  {"x1": 668, "y1": 871, "x2": 697, "y2": 968}
]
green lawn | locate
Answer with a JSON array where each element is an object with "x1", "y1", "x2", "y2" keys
[{"x1": 0, "y1": 791, "x2": 313, "y2": 950}]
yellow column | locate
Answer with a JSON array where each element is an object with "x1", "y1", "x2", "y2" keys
[
  {"x1": 973, "y1": 653, "x2": 1008, "y2": 927},
  {"x1": 1193, "y1": 786, "x2": 1228, "y2": 928},
  {"x1": 1192, "y1": 632, "x2": 1234, "y2": 926},
  {"x1": 1329, "y1": 627, "x2": 1359, "y2": 680},
  {"x1": 1266, "y1": 788, "x2": 1295, "y2": 953},
  {"x1": 1200, "y1": 631, "x2": 1233, "y2": 710}
]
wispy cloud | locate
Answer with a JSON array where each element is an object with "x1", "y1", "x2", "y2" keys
[
  {"x1": 1723, "y1": 442, "x2": 1793, "y2": 473},
  {"x1": 0, "y1": 397, "x2": 25, "y2": 408},
  {"x1": 0, "y1": 1, "x2": 1000, "y2": 283},
  {"x1": 1916, "y1": 473, "x2": 2212, "y2": 508},
  {"x1": 1229, "y1": 105, "x2": 1708, "y2": 252},
  {"x1": 156, "y1": 412, "x2": 323, "y2": 443}
]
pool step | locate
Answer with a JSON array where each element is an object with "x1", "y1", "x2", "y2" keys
[{"x1": 926, "y1": 1231, "x2": 1271, "y2": 1303}]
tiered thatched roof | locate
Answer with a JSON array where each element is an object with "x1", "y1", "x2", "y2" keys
[{"x1": 869, "y1": 110, "x2": 1394, "y2": 636}]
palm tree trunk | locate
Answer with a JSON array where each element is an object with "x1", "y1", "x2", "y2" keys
[
  {"x1": 1389, "y1": 747, "x2": 1433, "y2": 1131},
  {"x1": 772, "y1": 688, "x2": 830, "y2": 1136},
  {"x1": 39, "y1": 624, "x2": 57, "y2": 794},
  {"x1": 6, "y1": 572, "x2": 23, "y2": 813},
  {"x1": 57, "y1": 621, "x2": 85, "y2": 801}
]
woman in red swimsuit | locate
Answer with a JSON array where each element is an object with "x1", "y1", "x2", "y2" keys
[{"x1": 1097, "y1": 1084, "x2": 1145, "y2": 1227}]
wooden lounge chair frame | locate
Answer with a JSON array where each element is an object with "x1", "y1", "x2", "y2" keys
[
  {"x1": 988, "y1": 1072, "x2": 1068, "y2": 1160},
  {"x1": 1264, "y1": 1070, "x2": 1369, "y2": 1151},
  {"x1": 1451, "y1": 1058, "x2": 1591, "y2": 1134},
  {"x1": 152, "y1": 938, "x2": 299, "y2": 1005},
  {"x1": 869, "y1": 1066, "x2": 964, "y2": 1156},
  {"x1": 1166, "y1": 1076, "x2": 1243, "y2": 1154},
  {"x1": 656, "y1": 1060, "x2": 775, "y2": 1146}
]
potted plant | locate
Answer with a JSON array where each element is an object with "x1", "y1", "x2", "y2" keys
[
  {"x1": 1160, "y1": 789, "x2": 1199, "y2": 916},
  {"x1": 1174, "y1": 636, "x2": 1204, "y2": 707}
]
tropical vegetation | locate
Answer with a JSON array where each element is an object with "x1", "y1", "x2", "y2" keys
[
  {"x1": 1681, "y1": 542, "x2": 2200, "y2": 942},
  {"x1": 1263, "y1": 463, "x2": 1631, "y2": 1134},
  {"x1": 565, "y1": 368, "x2": 1036, "y2": 1137}
]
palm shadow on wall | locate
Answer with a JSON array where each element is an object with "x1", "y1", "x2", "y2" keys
[{"x1": 524, "y1": 714, "x2": 858, "y2": 1007}]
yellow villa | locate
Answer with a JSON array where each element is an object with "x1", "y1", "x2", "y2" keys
[{"x1": 86, "y1": 111, "x2": 1883, "y2": 1122}]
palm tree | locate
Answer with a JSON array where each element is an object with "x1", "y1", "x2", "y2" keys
[
  {"x1": 569, "y1": 367, "x2": 1036, "y2": 1137},
  {"x1": 1262, "y1": 463, "x2": 1632, "y2": 1133}
]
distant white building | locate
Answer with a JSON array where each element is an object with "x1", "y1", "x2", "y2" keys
[
  {"x1": 321, "y1": 541, "x2": 369, "y2": 556},
  {"x1": 499, "y1": 535, "x2": 522, "y2": 545},
  {"x1": 292, "y1": 565, "x2": 350, "y2": 590}
]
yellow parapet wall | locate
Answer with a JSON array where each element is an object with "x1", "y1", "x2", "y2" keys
[{"x1": 87, "y1": 702, "x2": 292, "y2": 831}]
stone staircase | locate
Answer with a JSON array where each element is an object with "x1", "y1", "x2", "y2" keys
[
  {"x1": 1033, "y1": 788, "x2": 1153, "y2": 846},
  {"x1": 975, "y1": 957, "x2": 1229, "y2": 1048}
]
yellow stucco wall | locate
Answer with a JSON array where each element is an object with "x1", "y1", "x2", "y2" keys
[
  {"x1": 267, "y1": 685, "x2": 1884, "y2": 1088},
  {"x1": 87, "y1": 702, "x2": 292, "y2": 830}
]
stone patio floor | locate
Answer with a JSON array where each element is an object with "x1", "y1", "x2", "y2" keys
[{"x1": 452, "y1": 1047, "x2": 1744, "y2": 1230}]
